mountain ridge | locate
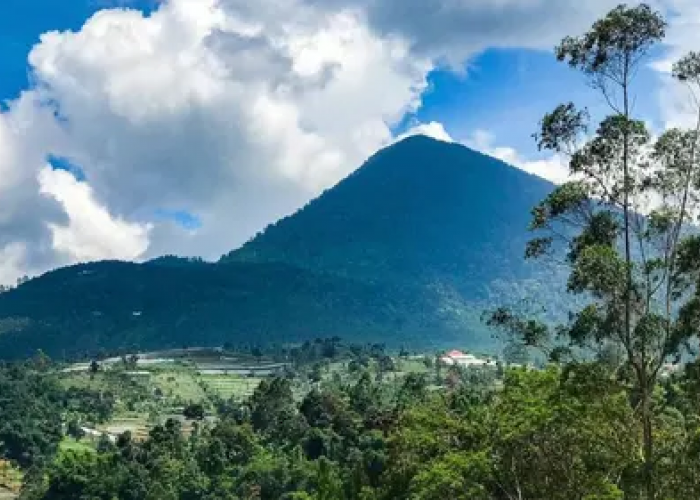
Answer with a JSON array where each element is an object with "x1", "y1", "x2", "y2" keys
[{"x1": 0, "y1": 135, "x2": 564, "y2": 360}]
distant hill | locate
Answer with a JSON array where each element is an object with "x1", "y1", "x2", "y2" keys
[{"x1": 0, "y1": 135, "x2": 566, "y2": 360}]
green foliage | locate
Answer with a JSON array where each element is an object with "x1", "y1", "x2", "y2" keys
[
  {"x1": 183, "y1": 403, "x2": 205, "y2": 421},
  {"x1": 0, "y1": 365, "x2": 63, "y2": 468},
  {"x1": 492, "y1": 3, "x2": 700, "y2": 499},
  {"x1": 555, "y1": 4, "x2": 666, "y2": 76},
  {"x1": 408, "y1": 451, "x2": 491, "y2": 500},
  {"x1": 3, "y1": 354, "x2": 700, "y2": 500}
]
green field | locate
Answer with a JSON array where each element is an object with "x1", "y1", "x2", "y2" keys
[
  {"x1": 54, "y1": 352, "x2": 443, "y2": 452},
  {"x1": 151, "y1": 372, "x2": 208, "y2": 402},
  {"x1": 59, "y1": 438, "x2": 96, "y2": 454},
  {"x1": 99, "y1": 415, "x2": 149, "y2": 438},
  {"x1": 56, "y1": 363, "x2": 269, "y2": 443},
  {"x1": 200, "y1": 374, "x2": 262, "y2": 399}
]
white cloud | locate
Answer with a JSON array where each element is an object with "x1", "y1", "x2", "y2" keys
[
  {"x1": 0, "y1": 95, "x2": 72, "y2": 279},
  {"x1": 38, "y1": 167, "x2": 151, "y2": 262},
  {"x1": 394, "y1": 121, "x2": 454, "y2": 144},
  {"x1": 652, "y1": 0, "x2": 700, "y2": 128},
  {"x1": 465, "y1": 129, "x2": 570, "y2": 185},
  {"x1": 0, "y1": 0, "x2": 435, "y2": 283},
  {"x1": 0, "y1": 244, "x2": 32, "y2": 285}
]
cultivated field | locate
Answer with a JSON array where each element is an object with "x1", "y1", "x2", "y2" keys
[{"x1": 0, "y1": 460, "x2": 21, "y2": 499}]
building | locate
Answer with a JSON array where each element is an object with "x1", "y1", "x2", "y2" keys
[{"x1": 440, "y1": 350, "x2": 491, "y2": 367}]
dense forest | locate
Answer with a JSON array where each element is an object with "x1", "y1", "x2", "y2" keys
[
  {"x1": 3, "y1": 349, "x2": 700, "y2": 500},
  {"x1": 0, "y1": 258, "x2": 487, "y2": 360}
]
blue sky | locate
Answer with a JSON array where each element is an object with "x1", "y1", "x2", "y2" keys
[
  {"x1": 401, "y1": 48, "x2": 665, "y2": 156},
  {"x1": 1, "y1": 1, "x2": 154, "y2": 100}
]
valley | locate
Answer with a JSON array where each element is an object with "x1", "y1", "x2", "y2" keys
[
  {"x1": 0, "y1": 342, "x2": 500, "y2": 499},
  {"x1": 53, "y1": 343, "x2": 492, "y2": 444}
]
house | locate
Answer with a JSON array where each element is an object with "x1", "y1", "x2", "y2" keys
[{"x1": 440, "y1": 350, "x2": 491, "y2": 367}]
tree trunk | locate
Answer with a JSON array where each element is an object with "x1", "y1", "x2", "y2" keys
[
  {"x1": 622, "y1": 54, "x2": 655, "y2": 500},
  {"x1": 622, "y1": 62, "x2": 632, "y2": 353},
  {"x1": 640, "y1": 374, "x2": 655, "y2": 500}
]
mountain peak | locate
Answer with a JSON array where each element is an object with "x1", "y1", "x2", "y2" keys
[
  {"x1": 377, "y1": 133, "x2": 477, "y2": 163},
  {"x1": 350, "y1": 133, "x2": 542, "y2": 189},
  {"x1": 391, "y1": 133, "x2": 452, "y2": 147},
  {"x1": 224, "y1": 134, "x2": 555, "y2": 287}
]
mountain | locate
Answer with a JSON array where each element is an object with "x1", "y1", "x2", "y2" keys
[
  {"x1": 0, "y1": 135, "x2": 564, "y2": 360},
  {"x1": 224, "y1": 135, "x2": 560, "y2": 299}
]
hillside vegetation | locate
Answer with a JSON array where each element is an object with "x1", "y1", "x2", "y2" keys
[
  {"x1": 0, "y1": 136, "x2": 568, "y2": 360},
  {"x1": 0, "y1": 259, "x2": 474, "y2": 359}
]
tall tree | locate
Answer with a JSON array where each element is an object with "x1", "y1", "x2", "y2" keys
[{"x1": 490, "y1": 5, "x2": 700, "y2": 499}]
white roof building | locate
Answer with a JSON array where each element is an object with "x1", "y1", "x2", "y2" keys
[{"x1": 440, "y1": 350, "x2": 490, "y2": 367}]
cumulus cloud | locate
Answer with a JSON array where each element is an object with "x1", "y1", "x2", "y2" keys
[
  {"x1": 0, "y1": 244, "x2": 33, "y2": 285},
  {"x1": 306, "y1": 0, "x2": 627, "y2": 66},
  {"x1": 0, "y1": 90, "x2": 153, "y2": 279},
  {"x1": 0, "y1": 95, "x2": 70, "y2": 278},
  {"x1": 465, "y1": 129, "x2": 570, "y2": 185},
  {"x1": 0, "y1": 0, "x2": 433, "y2": 282},
  {"x1": 394, "y1": 121, "x2": 454, "y2": 144},
  {"x1": 38, "y1": 167, "x2": 151, "y2": 262}
]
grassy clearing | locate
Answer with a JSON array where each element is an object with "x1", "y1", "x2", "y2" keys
[
  {"x1": 395, "y1": 358, "x2": 430, "y2": 374},
  {"x1": 103, "y1": 415, "x2": 148, "y2": 428},
  {"x1": 200, "y1": 375, "x2": 262, "y2": 399},
  {"x1": 151, "y1": 372, "x2": 207, "y2": 402},
  {"x1": 59, "y1": 438, "x2": 95, "y2": 454},
  {"x1": 58, "y1": 372, "x2": 111, "y2": 390},
  {"x1": 99, "y1": 415, "x2": 149, "y2": 438}
]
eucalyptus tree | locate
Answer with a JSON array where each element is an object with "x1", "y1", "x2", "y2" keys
[{"x1": 490, "y1": 4, "x2": 700, "y2": 498}]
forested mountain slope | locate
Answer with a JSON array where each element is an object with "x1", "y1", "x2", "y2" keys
[
  {"x1": 225, "y1": 135, "x2": 569, "y2": 311},
  {"x1": 0, "y1": 136, "x2": 564, "y2": 360}
]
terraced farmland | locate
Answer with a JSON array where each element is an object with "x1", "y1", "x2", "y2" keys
[
  {"x1": 200, "y1": 374, "x2": 262, "y2": 399},
  {"x1": 151, "y1": 372, "x2": 208, "y2": 402},
  {"x1": 99, "y1": 415, "x2": 150, "y2": 440}
]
